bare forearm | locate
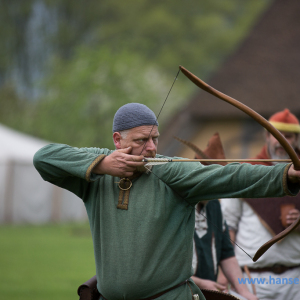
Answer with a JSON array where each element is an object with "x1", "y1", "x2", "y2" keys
[
  {"x1": 220, "y1": 257, "x2": 257, "y2": 300},
  {"x1": 220, "y1": 257, "x2": 242, "y2": 289}
]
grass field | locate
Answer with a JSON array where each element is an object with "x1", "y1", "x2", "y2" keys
[{"x1": 0, "y1": 222, "x2": 95, "y2": 300}]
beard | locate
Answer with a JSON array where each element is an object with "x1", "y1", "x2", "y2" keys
[{"x1": 268, "y1": 144, "x2": 290, "y2": 164}]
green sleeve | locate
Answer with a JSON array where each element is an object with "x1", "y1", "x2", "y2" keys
[
  {"x1": 33, "y1": 143, "x2": 110, "y2": 200},
  {"x1": 158, "y1": 161, "x2": 297, "y2": 205}
]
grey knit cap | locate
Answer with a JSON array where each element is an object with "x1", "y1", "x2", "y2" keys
[{"x1": 113, "y1": 103, "x2": 158, "y2": 132}]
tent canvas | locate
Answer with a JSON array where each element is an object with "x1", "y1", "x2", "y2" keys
[{"x1": 0, "y1": 124, "x2": 87, "y2": 224}]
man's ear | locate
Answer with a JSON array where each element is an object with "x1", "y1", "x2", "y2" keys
[{"x1": 113, "y1": 132, "x2": 122, "y2": 149}]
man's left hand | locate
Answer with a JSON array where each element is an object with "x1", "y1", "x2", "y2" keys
[{"x1": 287, "y1": 164, "x2": 300, "y2": 183}]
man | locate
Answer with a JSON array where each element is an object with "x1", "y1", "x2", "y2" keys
[
  {"x1": 177, "y1": 134, "x2": 257, "y2": 300},
  {"x1": 34, "y1": 103, "x2": 300, "y2": 300},
  {"x1": 221, "y1": 109, "x2": 300, "y2": 300}
]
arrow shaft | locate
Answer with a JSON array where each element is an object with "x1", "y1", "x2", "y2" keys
[{"x1": 143, "y1": 158, "x2": 291, "y2": 163}]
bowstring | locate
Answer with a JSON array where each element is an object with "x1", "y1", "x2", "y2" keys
[
  {"x1": 145, "y1": 165, "x2": 253, "y2": 260},
  {"x1": 138, "y1": 68, "x2": 181, "y2": 156},
  {"x1": 140, "y1": 67, "x2": 253, "y2": 261},
  {"x1": 194, "y1": 203, "x2": 253, "y2": 260}
]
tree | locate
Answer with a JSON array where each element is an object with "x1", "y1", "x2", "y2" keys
[
  {"x1": 26, "y1": 46, "x2": 188, "y2": 148},
  {"x1": 0, "y1": 0, "x2": 272, "y2": 146}
]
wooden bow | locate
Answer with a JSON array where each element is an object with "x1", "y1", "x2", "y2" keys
[{"x1": 179, "y1": 66, "x2": 300, "y2": 262}]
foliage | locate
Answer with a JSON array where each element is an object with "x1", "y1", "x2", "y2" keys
[
  {"x1": 0, "y1": 0, "x2": 273, "y2": 145},
  {"x1": 23, "y1": 47, "x2": 189, "y2": 147},
  {"x1": 44, "y1": 0, "x2": 272, "y2": 76}
]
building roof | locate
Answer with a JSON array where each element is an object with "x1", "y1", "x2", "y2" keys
[{"x1": 159, "y1": 0, "x2": 300, "y2": 155}]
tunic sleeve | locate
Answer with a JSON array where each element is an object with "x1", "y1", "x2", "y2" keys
[
  {"x1": 159, "y1": 161, "x2": 298, "y2": 206},
  {"x1": 220, "y1": 198, "x2": 243, "y2": 232},
  {"x1": 33, "y1": 143, "x2": 109, "y2": 200}
]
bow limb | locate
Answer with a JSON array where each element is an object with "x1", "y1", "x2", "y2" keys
[
  {"x1": 179, "y1": 65, "x2": 300, "y2": 262},
  {"x1": 179, "y1": 66, "x2": 300, "y2": 170}
]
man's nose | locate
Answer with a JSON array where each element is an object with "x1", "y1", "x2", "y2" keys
[{"x1": 145, "y1": 138, "x2": 156, "y2": 150}]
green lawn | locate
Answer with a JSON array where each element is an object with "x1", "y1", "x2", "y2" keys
[{"x1": 0, "y1": 223, "x2": 95, "y2": 300}]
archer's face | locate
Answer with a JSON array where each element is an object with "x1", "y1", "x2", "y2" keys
[
  {"x1": 113, "y1": 125, "x2": 159, "y2": 157},
  {"x1": 266, "y1": 131, "x2": 299, "y2": 159}
]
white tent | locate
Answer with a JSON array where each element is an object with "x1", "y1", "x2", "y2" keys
[{"x1": 0, "y1": 124, "x2": 87, "y2": 224}]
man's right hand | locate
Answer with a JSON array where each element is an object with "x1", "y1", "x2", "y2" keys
[{"x1": 93, "y1": 147, "x2": 145, "y2": 178}]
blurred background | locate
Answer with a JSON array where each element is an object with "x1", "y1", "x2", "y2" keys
[{"x1": 1, "y1": 0, "x2": 299, "y2": 299}]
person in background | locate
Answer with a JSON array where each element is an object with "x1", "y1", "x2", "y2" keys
[
  {"x1": 192, "y1": 200, "x2": 258, "y2": 300},
  {"x1": 221, "y1": 109, "x2": 300, "y2": 300}
]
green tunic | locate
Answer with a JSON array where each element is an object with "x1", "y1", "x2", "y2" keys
[{"x1": 33, "y1": 144, "x2": 297, "y2": 300}]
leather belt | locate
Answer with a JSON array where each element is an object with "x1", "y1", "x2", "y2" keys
[
  {"x1": 242, "y1": 264, "x2": 300, "y2": 275},
  {"x1": 100, "y1": 279, "x2": 188, "y2": 300}
]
